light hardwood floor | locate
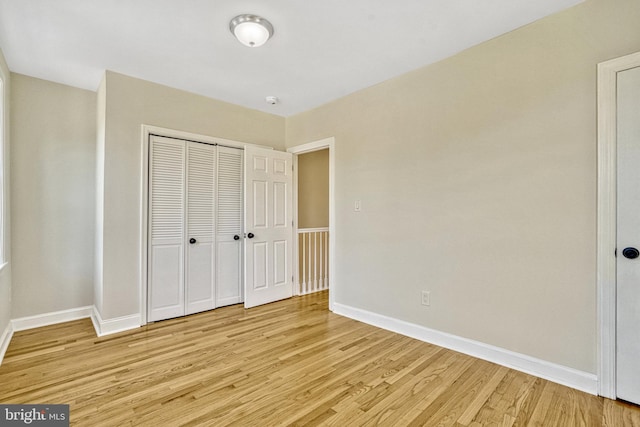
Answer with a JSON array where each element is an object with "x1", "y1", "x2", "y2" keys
[{"x1": 1, "y1": 291, "x2": 639, "y2": 426}]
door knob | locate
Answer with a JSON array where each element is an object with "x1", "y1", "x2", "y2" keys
[
  {"x1": 623, "y1": 247, "x2": 640, "y2": 259},
  {"x1": 234, "y1": 235, "x2": 240, "y2": 241},
  {"x1": 189, "y1": 238, "x2": 196, "y2": 244},
  {"x1": 247, "y1": 233, "x2": 255, "y2": 239}
]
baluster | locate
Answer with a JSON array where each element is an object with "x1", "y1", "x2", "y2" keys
[
  {"x1": 318, "y1": 231, "x2": 326, "y2": 290},
  {"x1": 324, "y1": 231, "x2": 329, "y2": 290},
  {"x1": 301, "y1": 233, "x2": 306, "y2": 294},
  {"x1": 307, "y1": 232, "x2": 312, "y2": 294},
  {"x1": 310, "y1": 232, "x2": 315, "y2": 292}
]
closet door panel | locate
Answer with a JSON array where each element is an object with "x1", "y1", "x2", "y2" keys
[
  {"x1": 150, "y1": 245, "x2": 183, "y2": 312},
  {"x1": 217, "y1": 241, "x2": 242, "y2": 303},
  {"x1": 185, "y1": 142, "x2": 216, "y2": 315},
  {"x1": 216, "y1": 146, "x2": 244, "y2": 306},
  {"x1": 148, "y1": 136, "x2": 186, "y2": 321}
]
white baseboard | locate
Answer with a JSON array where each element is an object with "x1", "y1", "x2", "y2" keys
[
  {"x1": 1, "y1": 306, "x2": 141, "y2": 362},
  {"x1": 11, "y1": 306, "x2": 94, "y2": 332},
  {"x1": 332, "y1": 303, "x2": 598, "y2": 395},
  {"x1": 2, "y1": 306, "x2": 93, "y2": 366},
  {"x1": 91, "y1": 307, "x2": 140, "y2": 337},
  {"x1": 0, "y1": 322, "x2": 14, "y2": 366}
]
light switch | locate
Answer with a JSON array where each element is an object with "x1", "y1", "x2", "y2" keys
[{"x1": 354, "y1": 200, "x2": 361, "y2": 212}]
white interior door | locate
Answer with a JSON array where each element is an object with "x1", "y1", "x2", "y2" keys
[
  {"x1": 616, "y1": 64, "x2": 640, "y2": 405},
  {"x1": 148, "y1": 136, "x2": 186, "y2": 321},
  {"x1": 216, "y1": 146, "x2": 244, "y2": 307},
  {"x1": 185, "y1": 141, "x2": 216, "y2": 315},
  {"x1": 244, "y1": 146, "x2": 293, "y2": 308}
]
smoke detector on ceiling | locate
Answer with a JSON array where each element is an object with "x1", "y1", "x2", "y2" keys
[{"x1": 266, "y1": 96, "x2": 279, "y2": 105}]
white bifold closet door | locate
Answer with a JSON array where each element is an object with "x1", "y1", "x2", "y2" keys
[
  {"x1": 216, "y1": 146, "x2": 244, "y2": 307},
  {"x1": 148, "y1": 136, "x2": 187, "y2": 321},
  {"x1": 148, "y1": 136, "x2": 243, "y2": 322},
  {"x1": 185, "y1": 141, "x2": 216, "y2": 315}
]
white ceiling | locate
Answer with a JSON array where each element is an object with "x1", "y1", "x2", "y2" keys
[{"x1": 0, "y1": 0, "x2": 583, "y2": 117}]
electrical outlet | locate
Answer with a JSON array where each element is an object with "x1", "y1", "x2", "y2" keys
[{"x1": 421, "y1": 291, "x2": 430, "y2": 306}]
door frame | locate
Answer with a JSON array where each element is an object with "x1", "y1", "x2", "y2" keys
[
  {"x1": 287, "y1": 137, "x2": 336, "y2": 311},
  {"x1": 597, "y1": 51, "x2": 640, "y2": 399},
  {"x1": 140, "y1": 125, "x2": 272, "y2": 324}
]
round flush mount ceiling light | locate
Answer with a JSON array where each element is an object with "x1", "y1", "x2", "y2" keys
[{"x1": 229, "y1": 14, "x2": 274, "y2": 47}]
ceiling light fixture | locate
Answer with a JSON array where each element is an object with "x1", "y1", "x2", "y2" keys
[{"x1": 229, "y1": 14, "x2": 274, "y2": 47}]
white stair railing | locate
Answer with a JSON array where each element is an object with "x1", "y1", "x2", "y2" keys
[{"x1": 297, "y1": 228, "x2": 329, "y2": 295}]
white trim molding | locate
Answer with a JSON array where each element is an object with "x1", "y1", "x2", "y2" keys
[
  {"x1": 91, "y1": 307, "x2": 141, "y2": 337},
  {"x1": 597, "y1": 51, "x2": 640, "y2": 399},
  {"x1": 287, "y1": 137, "x2": 334, "y2": 155},
  {"x1": 334, "y1": 303, "x2": 598, "y2": 395},
  {"x1": 11, "y1": 306, "x2": 94, "y2": 332},
  {"x1": 1, "y1": 306, "x2": 93, "y2": 365},
  {"x1": 0, "y1": 305, "x2": 141, "y2": 358},
  {"x1": 0, "y1": 322, "x2": 13, "y2": 366}
]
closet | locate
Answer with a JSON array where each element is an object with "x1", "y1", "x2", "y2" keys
[
  {"x1": 147, "y1": 135, "x2": 243, "y2": 322},
  {"x1": 146, "y1": 134, "x2": 294, "y2": 322}
]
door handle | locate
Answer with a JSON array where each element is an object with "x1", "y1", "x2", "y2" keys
[
  {"x1": 234, "y1": 235, "x2": 240, "y2": 241},
  {"x1": 622, "y1": 247, "x2": 640, "y2": 259},
  {"x1": 189, "y1": 238, "x2": 196, "y2": 244},
  {"x1": 247, "y1": 233, "x2": 255, "y2": 239}
]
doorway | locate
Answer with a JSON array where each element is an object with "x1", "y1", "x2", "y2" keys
[
  {"x1": 288, "y1": 137, "x2": 336, "y2": 311},
  {"x1": 296, "y1": 149, "x2": 329, "y2": 296}
]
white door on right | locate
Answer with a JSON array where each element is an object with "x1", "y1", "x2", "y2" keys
[
  {"x1": 616, "y1": 64, "x2": 640, "y2": 405},
  {"x1": 244, "y1": 146, "x2": 293, "y2": 308}
]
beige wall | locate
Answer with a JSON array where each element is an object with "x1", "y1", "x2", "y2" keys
[
  {"x1": 286, "y1": 0, "x2": 640, "y2": 373},
  {"x1": 298, "y1": 149, "x2": 329, "y2": 229},
  {"x1": 0, "y1": 49, "x2": 11, "y2": 337},
  {"x1": 97, "y1": 72, "x2": 286, "y2": 319},
  {"x1": 10, "y1": 74, "x2": 96, "y2": 317}
]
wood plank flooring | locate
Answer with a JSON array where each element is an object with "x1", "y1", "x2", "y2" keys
[{"x1": 1, "y1": 291, "x2": 639, "y2": 426}]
